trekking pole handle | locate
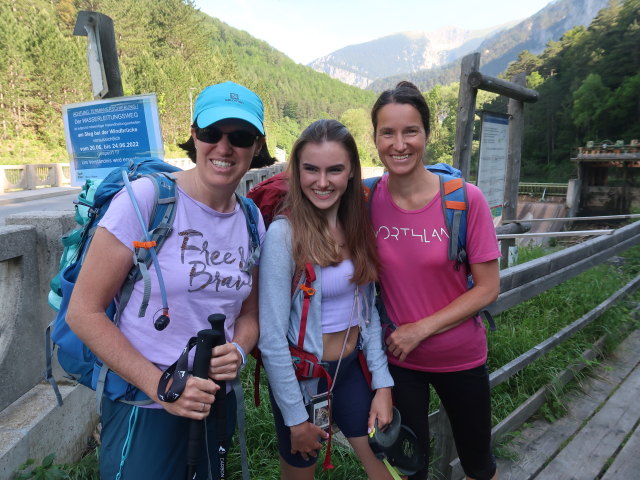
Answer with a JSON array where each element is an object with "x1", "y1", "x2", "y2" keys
[
  {"x1": 207, "y1": 314, "x2": 226, "y2": 335},
  {"x1": 186, "y1": 314, "x2": 227, "y2": 479}
]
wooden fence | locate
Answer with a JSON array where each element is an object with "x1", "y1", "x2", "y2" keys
[{"x1": 433, "y1": 219, "x2": 640, "y2": 479}]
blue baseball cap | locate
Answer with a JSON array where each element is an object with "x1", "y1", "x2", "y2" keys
[{"x1": 192, "y1": 81, "x2": 264, "y2": 135}]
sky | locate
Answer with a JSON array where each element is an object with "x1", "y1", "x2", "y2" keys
[{"x1": 195, "y1": 0, "x2": 556, "y2": 65}]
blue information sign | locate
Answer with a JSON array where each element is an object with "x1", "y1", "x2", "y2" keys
[{"x1": 62, "y1": 94, "x2": 164, "y2": 184}]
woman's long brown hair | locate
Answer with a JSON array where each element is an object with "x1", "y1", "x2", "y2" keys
[{"x1": 284, "y1": 119, "x2": 379, "y2": 285}]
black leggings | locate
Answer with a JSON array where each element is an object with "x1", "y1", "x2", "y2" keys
[{"x1": 389, "y1": 364, "x2": 496, "y2": 480}]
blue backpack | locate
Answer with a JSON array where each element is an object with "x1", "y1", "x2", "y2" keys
[
  {"x1": 45, "y1": 158, "x2": 262, "y2": 409},
  {"x1": 364, "y1": 162, "x2": 495, "y2": 330}
]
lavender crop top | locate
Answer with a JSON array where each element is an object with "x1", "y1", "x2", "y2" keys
[{"x1": 320, "y1": 259, "x2": 360, "y2": 334}]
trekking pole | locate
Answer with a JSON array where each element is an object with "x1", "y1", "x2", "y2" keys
[
  {"x1": 209, "y1": 314, "x2": 228, "y2": 479},
  {"x1": 186, "y1": 314, "x2": 227, "y2": 480}
]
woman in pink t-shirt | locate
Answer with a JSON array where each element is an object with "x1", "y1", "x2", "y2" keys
[{"x1": 369, "y1": 81, "x2": 501, "y2": 480}]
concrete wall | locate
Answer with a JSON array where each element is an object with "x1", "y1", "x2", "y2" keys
[
  {"x1": 0, "y1": 216, "x2": 98, "y2": 478},
  {"x1": 2, "y1": 213, "x2": 77, "y2": 410},
  {"x1": 0, "y1": 225, "x2": 40, "y2": 412},
  {"x1": 0, "y1": 385, "x2": 97, "y2": 479}
]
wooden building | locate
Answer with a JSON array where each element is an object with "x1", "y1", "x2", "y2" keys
[{"x1": 573, "y1": 140, "x2": 640, "y2": 215}]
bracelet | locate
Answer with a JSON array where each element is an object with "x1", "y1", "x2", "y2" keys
[{"x1": 231, "y1": 342, "x2": 247, "y2": 369}]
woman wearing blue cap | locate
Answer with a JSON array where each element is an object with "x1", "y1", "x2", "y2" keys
[{"x1": 67, "y1": 81, "x2": 272, "y2": 479}]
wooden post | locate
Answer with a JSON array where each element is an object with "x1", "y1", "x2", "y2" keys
[
  {"x1": 623, "y1": 162, "x2": 631, "y2": 214},
  {"x1": 453, "y1": 53, "x2": 479, "y2": 179},
  {"x1": 468, "y1": 71, "x2": 538, "y2": 103},
  {"x1": 500, "y1": 73, "x2": 526, "y2": 269}
]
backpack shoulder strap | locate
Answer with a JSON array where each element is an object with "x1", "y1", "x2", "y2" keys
[
  {"x1": 363, "y1": 175, "x2": 383, "y2": 218},
  {"x1": 296, "y1": 263, "x2": 316, "y2": 349},
  {"x1": 437, "y1": 174, "x2": 468, "y2": 268},
  {"x1": 422, "y1": 162, "x2": 468, "y2": 269},
  {"x1": 363, "y1": 176, "x2": 382, "y2": 200},
  {"x1": 237, "y1": 195, "x2": 261, "y2": 274},
  {"x1": 118, "y1": 172, "x2": 177, "y2": 320}
]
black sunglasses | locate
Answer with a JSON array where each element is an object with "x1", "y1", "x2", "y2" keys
[{"x1": 195, "y1": 126, "x2": 258, "y2": 148}]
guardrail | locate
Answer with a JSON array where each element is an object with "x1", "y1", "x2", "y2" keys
[
  {"x1": 3, "y1": 163, "x2": 567, "y2": 198},
  {"x1": 518, "y1": 182, "x2": 568, "y2": 197},
  {"x1": 0, "y1": 159, "x2": 196, "y2": 194},
  {"x1": 0, "y1": 164, "x2": 71, "y2": 193}
]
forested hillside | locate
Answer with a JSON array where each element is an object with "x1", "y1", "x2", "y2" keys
[
  {"x1": 499, "y1": 0, "x2": 640, "y2": 180},
  {"x1": 0, "y1": 0, "x2": 376, "y2": 163}
]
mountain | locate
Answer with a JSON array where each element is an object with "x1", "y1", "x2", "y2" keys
[
  {"x1": 475, "y1": 0, "x2": 612, "y2": 76},
  {"x1": 310, "y1": 0, "x2": 612, "y2": 92},
  {"x1": 308, "y1": 24, "x2": 513, "y2": 89}
]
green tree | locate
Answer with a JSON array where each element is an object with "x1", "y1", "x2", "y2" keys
[
  {"x1": 527, "y1": 71, "x2": 545, "y2": 90},
  {"x1": 340, "y1": 108, "x2": 378, "y2": 166},
  {"x1": 606, "y1": 73, "x2": 640, "y2": 140},
  {"x1": 505, "y1": 50, "x2": 542, "y2": 78},
  {"x1": 425, "y1": 83, "x2": 458, "y2": 164},
  {"x1": 572, "y1": 73, "x2": 611, "y2": 140}
]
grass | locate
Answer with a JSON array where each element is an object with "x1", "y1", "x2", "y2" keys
[
  {"x1": 13, "y1": 244, "x2": 640, "y2": 479},
  {"x1": 13, "y1": 449, "x2": 99, "y2": 480},
  {"x1": 224, "y1": 369, "x2": 368, "y2": 479}
]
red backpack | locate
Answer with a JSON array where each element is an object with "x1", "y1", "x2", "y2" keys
[{"x1": 246, "y1": 171, "x2": 289, "y2": 227}]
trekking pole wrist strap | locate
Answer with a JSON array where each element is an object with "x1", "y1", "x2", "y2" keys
[{"x1": 157, "y1": 336, "x2": 198, "y2": 402}]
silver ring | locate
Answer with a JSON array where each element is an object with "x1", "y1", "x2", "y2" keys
[{"x1": 201, "y1": 402, "x2": 206, "y2": 412}]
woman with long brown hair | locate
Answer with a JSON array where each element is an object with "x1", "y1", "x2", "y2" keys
[{"x1": 258, "y1": 119, "x2": 394, "y2": 479}]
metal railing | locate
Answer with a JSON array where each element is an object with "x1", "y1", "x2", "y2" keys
[{"x1": 518, "y1": 182, "x2": 568, "y2": 198}]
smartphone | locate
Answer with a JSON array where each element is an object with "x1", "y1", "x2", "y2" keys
[{"x1": 306, "y1": 392, "x2": 331, "y2": 432}]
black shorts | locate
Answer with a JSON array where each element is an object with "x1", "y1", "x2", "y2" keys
[
  {"x1": 389, "y1": 363, "x2": 496, "y2": 480},
  {"x1": 270, "y1": 348, "x2": 373, "y2": 468}
]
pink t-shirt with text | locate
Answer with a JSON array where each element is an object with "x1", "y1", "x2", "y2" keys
[{"x1": 371, "y1": 175, "x2": 500, "y2": 372}]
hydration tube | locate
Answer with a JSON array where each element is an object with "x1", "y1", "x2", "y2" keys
[{"x1": 120, "y1": 170, "x2": 170, "y2": 314}]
